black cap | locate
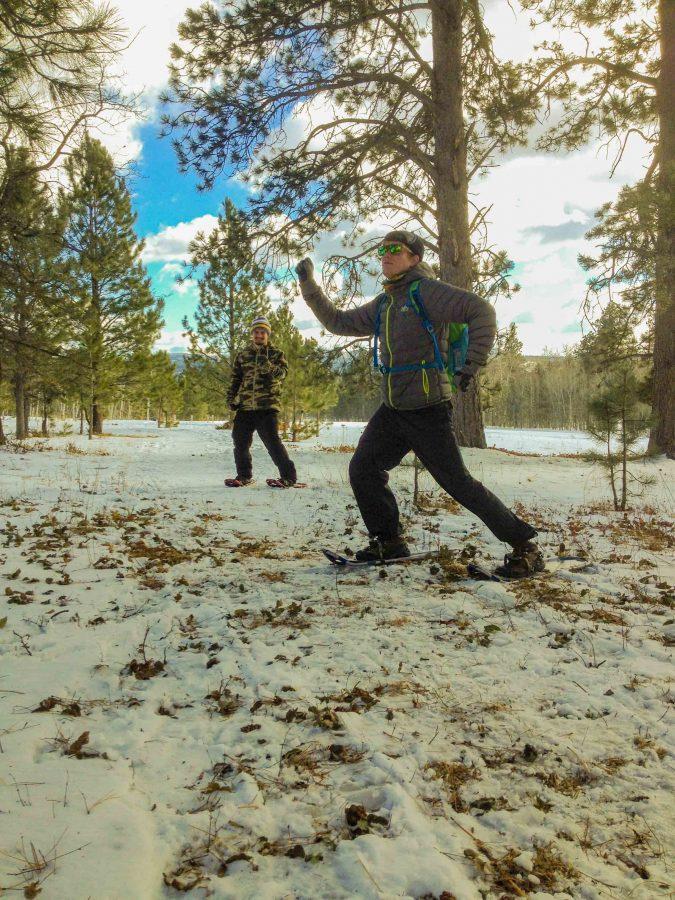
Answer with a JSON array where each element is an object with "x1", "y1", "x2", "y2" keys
[{"x1": 380, "y1": 230, "x2": 424, "y2": 260}]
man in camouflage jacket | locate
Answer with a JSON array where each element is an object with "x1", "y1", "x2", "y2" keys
[
  {"x1": 296, "y1": 231, "x2": 544, "y2": 577},
  {"x1": 226, "y1": 316, "x2": 297, "y2": 486}
]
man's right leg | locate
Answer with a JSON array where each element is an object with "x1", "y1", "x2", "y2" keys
[
  {"x1": 231, "y1": 411, "x2": 256, "y2": 480},
  {"x1": 348, "y1": 405, "x2": 412, "y2": 541}
]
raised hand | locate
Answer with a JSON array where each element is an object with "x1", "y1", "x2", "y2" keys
[{"x1": 295, "y1": 258, "x2": 314, "y2": 283}]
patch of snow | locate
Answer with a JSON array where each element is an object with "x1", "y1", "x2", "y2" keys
[{"x1": 0, "y1": 420, "x2": 672, "y2": 898}]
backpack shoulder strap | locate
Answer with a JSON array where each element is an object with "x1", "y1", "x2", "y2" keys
[
  {"x1": 407, "y1": 279, "x2": 445, "y2": 371},
  {"x1": 372, "y1": 291, "x2": 388, "y2": 369}
]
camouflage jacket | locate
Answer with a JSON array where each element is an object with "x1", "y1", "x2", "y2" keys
[{"x1": 227, "y1": 343, "x2": 288, "y2": 411}]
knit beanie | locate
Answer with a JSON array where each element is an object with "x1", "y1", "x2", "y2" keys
[
  {"x1": 250, "y1": 316, "x2": 272, "y2": 334},
  {"x1": 380, "y1": 230, "x2": 424, "y2": 260}
]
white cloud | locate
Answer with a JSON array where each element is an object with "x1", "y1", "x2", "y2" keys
[
  {"x1": 155, "y1": 328, "x2": 189, "y2": 351},
  {"x1": 90, "y1": 0, "x2": 194, "y2": 164},
  {"x1": 465, "y1": 139, "x2": 652, "y2": 353},
  {"x1": 112, "y1": 0, "x2": 192, "y2": 96},
  {"x1": 160, "y1": 262, "x2": 183, "y2": 276},
  {"x1": 173, "y1": 278, "x2": 198, "y2": 296},
  {"x1": 142, "y1": 214, "x2": 219, "y2": 262}
]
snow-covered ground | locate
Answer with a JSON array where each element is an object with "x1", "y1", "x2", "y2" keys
[
  {"x1": 315, "y1": 423, "x2": 649, "y2": 456},
  {"x1": 4, "y1": 418, "x2": 650, "y2": 456},
  {"x1": 0, "y1": 421, "x2": 673, "y2": 900}
]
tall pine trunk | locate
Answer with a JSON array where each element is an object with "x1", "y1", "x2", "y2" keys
[
  {"x1": 649, "y1": 0, "x2": 675, "y2": 457},
  {"x1": 431, "y1": 0, "x2": 486, "y2": 448},
  {"x1": 13, "y1": 374, "x2": 27, "y2": 439},
  {"x1": 228, "y1": 279, "x2": 236, "y2": 372},
  {"x1": 0, "y1": 353, "x2": 5, "y2": 445},
  {"x1": 90, "y1": 279, "x2": 104, "y2": 436},
  {"x1": 621, "y1": 402, "x2": 628, "y2": 510},
  {"x1": 92, "y1": 401, "x2": 103, "y2": 435}
]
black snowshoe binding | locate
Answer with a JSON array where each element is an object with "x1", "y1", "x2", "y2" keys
[
  {"x1": 494, "y1": 541, "x2": 545, "y2": 579},
  {"x1": 354, "y1": 536, "x2": 411, "y2": 563}
]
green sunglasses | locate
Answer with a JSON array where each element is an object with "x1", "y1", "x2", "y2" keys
[{"x1": 377, "y1": 243, "x2": 405, "y2": 257}]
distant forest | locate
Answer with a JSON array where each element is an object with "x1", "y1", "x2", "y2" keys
[{"x1": 2, "y1": 332, "x2": 596, "y2": 436}]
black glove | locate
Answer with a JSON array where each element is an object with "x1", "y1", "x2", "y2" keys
[
  {"x1": 453, "y1": 370, "x2": 473, "y2": 393},
  {"x1": 295, "y1": 258, "x2": 314, "y2": 283}
]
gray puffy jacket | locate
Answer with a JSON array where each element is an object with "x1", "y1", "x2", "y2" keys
[{"x1": 300, "y1": 262, "x2": 497, "y2": 410}]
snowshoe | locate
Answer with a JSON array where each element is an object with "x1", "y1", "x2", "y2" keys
[
  {"x1": 466, "y1": 561, "x2": 503, "y2": 582},
  {"x1": 494, "y1": 541, "x2": 545, "y2": 579},
  {"x1": 323, "y1": 546, "x2": 433, "y2": 568},
  {"x1": 266, "y1": 478, "x2": 306, "y2": 488},
  {"x1": 354, "y1": 537, "x2": 411, "y2": 563},
  {"x1": 224, "y1": 477, "x2": 254, "y2": 488}
]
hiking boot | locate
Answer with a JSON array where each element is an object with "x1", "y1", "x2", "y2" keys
[
  {"x1": 494, "y1": 541, "x2": 545, "y2": 579},
  {"x1": 354, "y1": 536, "x2": 411, "y2": 563}
]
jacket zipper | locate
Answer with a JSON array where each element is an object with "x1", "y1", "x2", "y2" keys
[
  {"x1": 385, "y1": 297, "x2": 395, "y2": 408},
  {"x1": 252, "y1": 348, "x2": 260, "y2": 406}
]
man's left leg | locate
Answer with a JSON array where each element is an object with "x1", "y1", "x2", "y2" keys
[
  {"x1": 402, "y1": 403, "x2": 542, "y2": 573},
  {"x1": 256, "y1": 410, "x2": 297, "y2": 483}
]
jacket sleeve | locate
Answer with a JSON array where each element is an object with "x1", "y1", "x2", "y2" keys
[
  {"x1": 300, "y1": 278, "x2": 379, "y2": 337},
  {"x1": 227, "y1": 354, "x2": 243, "y2": 403},
  {"x1": 270, "y1": 349, "x2": 288, "y2": 380},
  {"x1": 421, "y1": 280, "x2": 497, "y2": 374}
]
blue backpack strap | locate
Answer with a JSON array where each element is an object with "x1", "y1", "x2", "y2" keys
[
  {"x1": 407, "y1": 280, "x2": 446, "y2": 372},
  {"x1": 373, "y1": 280, "x2": 447, "y2": 376},
  {"x1": 372, "y1": 292, "x2": 388, "y2": 370}
]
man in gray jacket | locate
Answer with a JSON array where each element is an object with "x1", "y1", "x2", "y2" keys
[{"x1": 296, "y1": 230, "x2": 544, "y2": 577}]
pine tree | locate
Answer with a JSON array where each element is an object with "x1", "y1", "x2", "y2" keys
[
  {"x1": 522, "y1": 0, "x2": 674, "y2": 457},
  {"x1": 183, "y1": 199, "x2": 270, "y2": 404},
  {"x1": 179, "y1": 359, "x2": 214, "y2": 421},
  {"x1": 33, "y1": 351, "x2": 73, "y2": 437},
  {"x1": 267, "y1": 303, "x2": 338, "y2": 440},
  {"x1": 586, "y1": 369, "x2": 652, "y2": 510},
  {"x1": 0, "y1": 149, "x2": 67, "y2": 438},
  {"x1": 163, "y1": 1, "x2": 537, "y2": 447},
  {"x1": 579, "y1": 183, "x2": 657, "y2": 335},
  {"x1": 0, "y1": 336, "x2": 10, "y2": 444},
  {"x1": 268, "y1": 304, "x2": 306, "y2": 440},
  {"x1": 579, "y1": 303, "x2": 652, "y2": 508},
  {"x1": 59, "y1": 134, "x2": 162, "y2": 437},
  {"x1": 481, "y1": 323, "x2": 528, "y2": 428},
  {"x1": 146, "y1": 351, "x2": 182, "y2": 427},
  {"x1": 298, "y1": 339, "x2": 340, "y2": 436},
  {"x1": 0, "y1": 1, "x2": 128, "y2": 227}
]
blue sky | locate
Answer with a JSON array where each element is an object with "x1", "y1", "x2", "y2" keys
[
  {"x1": 130, "y1": 121, "x2": 246, "y2": 238},
  {"x1": 101, "y1": 0, "x2": 650, "y2": 356},
  {"x1": 127, "y1": 120, "x2": 246, "y2": 340}
]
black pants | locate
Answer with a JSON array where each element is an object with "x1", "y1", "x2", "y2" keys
[
  {"x1": 232, "y1": 409, "x2": 297, "y2": 482},
  {"x1": 349, "y1": 402, "x2": 536, "y2": 547}
]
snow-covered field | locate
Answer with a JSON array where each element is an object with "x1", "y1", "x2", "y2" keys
[
  {"x1": 0, "y1": 421, "x2": 673, "y2": 900},
  {"x1": 316, "y1": 424, "x2": 649, "y2": 456}
]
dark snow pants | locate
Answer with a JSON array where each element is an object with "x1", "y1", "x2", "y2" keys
[
  {"x1": 348, "y1": 402, "x2": 537, "y2": 546},
  {"x1": 232, "y1": 409, "x2": 297, "y2": 483}
]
